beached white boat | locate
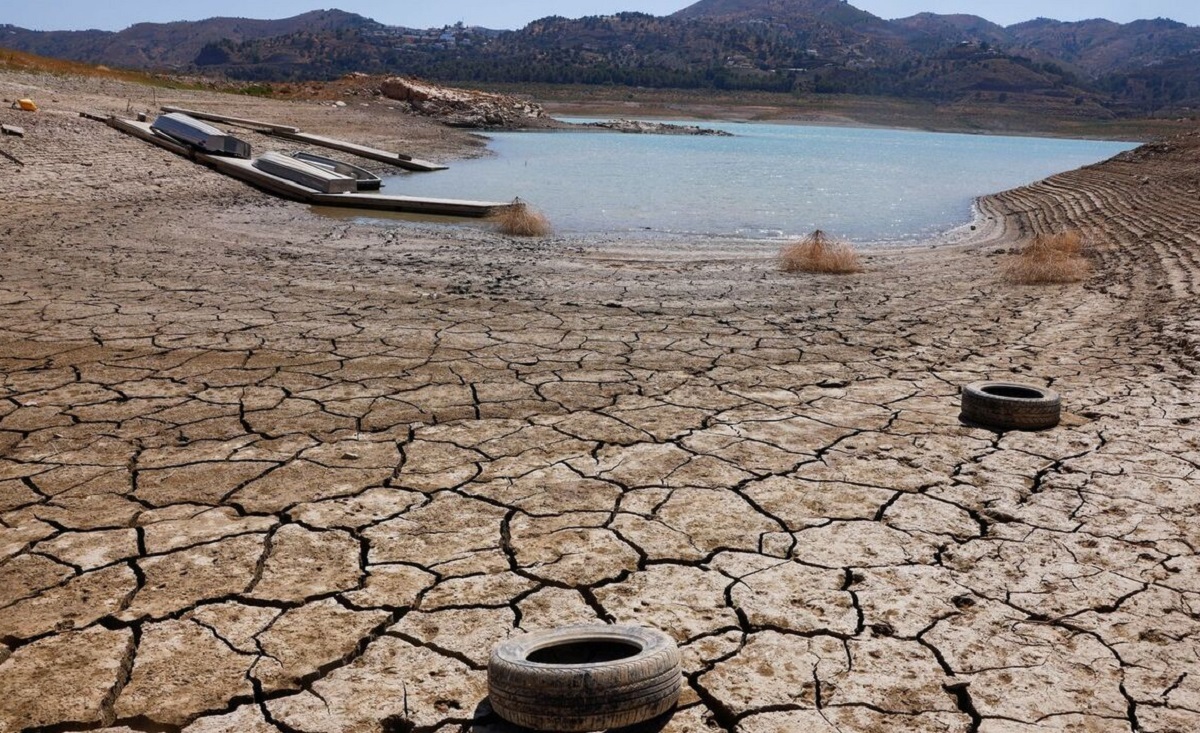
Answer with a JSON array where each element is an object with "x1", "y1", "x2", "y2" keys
[
  {"x1": 150, "y1": 112, "x2": 251, "y2": 158},
  {"x1": 252, "y1": 151, "x2": 358, "y2": 194},
  {"x1": 291, "y1": 151, "x2": 383, "y2": 191}
]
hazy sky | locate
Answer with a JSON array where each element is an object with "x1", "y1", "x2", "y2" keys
[{"x1": 4, "y1": 1, "x2": 1199, "y2": 32}]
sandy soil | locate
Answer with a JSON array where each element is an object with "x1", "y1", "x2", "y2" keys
[{"x1": 2, "y1": 69, "x2": 1200, "y2": 733}]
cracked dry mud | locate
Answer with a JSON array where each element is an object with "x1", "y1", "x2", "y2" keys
[{"x1": 3, "y1": 70, "x2": 1200, "y2": 733}]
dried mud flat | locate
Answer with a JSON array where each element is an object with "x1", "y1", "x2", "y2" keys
[{"x1": 2, "y1": 69, "x2": 1200, "y2": 733}]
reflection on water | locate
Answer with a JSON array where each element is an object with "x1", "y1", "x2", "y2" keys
[{"x1": 377, "y1": 121, "x2": 1135, "y2": 243}]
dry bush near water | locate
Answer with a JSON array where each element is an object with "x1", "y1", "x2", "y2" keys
[
  {"x1": 490, "y1": 198, "x2": 552, "y2": 237},
  {"x1": 779, "y1": 230, "x2": 863, "y2": 274},
  {"x1": 1003, "y1": 230, "x2": 1091, "y2": 284}
]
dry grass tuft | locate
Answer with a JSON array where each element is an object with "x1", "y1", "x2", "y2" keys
[
  {"x1": 779, "y1": 230, "x2": 863, "y2": 274},
  {"x1": 489, "y1": 198, "x2": 551, "y2": 237},
  {"x1": 1003, "y1": 230, "x2": 1091, "y2": 284}
]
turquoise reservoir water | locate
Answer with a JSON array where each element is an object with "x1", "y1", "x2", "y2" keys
[{"x1": 383, "y1": 121, "x2": 1135, "y2": 242}]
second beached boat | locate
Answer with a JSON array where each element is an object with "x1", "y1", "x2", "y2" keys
[
  {"x1": 252, "y1": 151, "x2": 358, "y2": 194},
  {"x1": 290, "y1": 151, "x2": 383, "y2": 191}
]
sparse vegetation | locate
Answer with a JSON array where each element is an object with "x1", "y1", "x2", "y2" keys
[
  {"x1": 1002, "y1": 230, "x2": 1091, "y2": 284},
  {"x1": 237, "y1": 84, "x2": 276, "y2": 97},
  {"x1": 779, "y1": 230, "x2": 863, "y2": 274},
  {"x1": 2, "y1": 48, "x2": 136, "y2": 81},
  {"x1": 0, "y1": 46, "x2": 287, "y2": 97},
  {"x1": 489, "y1": 198, "x2": 551, "y2": 237}
]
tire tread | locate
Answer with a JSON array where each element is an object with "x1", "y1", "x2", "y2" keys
[
  {"x1": 960, "y1": 381, "x2": 1061, "y2": 431},
  {"x1": 487, "y1": 625, "x2": 682, "y2": 732}
]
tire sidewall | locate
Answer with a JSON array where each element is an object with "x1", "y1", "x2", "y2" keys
[{"x1": 961, "y1": 381, "x2": 1062, "y2": 431}]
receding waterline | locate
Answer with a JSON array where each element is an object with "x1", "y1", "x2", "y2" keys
[{"x1": 380, "y1": 121, "x2": 1135, "y2": 242}]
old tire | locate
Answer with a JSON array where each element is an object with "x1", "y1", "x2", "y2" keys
[
  {"x1": 961, "y1": 381, "x2": 1061, "y2": 431},
  {"x1": 487, "y1": 625, "x2": 682, "y2": 732}
]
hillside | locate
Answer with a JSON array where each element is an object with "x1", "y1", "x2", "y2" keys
[
  {"x1": 673, "y1": 0, "x2": 891, "y2": 30},
  {"x1": 890, "y1": 13, "x2": 1009, "y2": 51},
  {"x1": 3, "y1": 1, "x2": 1200, "y2": 115},
  {"x1": 1005, "y1": 17, "x2": 1200, "y2": 76},
  {"x1": 0, "y1": 10, "x2": 380, "y2": 70}
]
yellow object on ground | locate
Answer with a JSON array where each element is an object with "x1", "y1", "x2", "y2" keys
[{"x1": 16, "y1": 99, "x2": 37, "y2": 112}]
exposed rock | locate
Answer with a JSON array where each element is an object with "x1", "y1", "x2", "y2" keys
[
  {"x1": 377, "y1": 77, "x2": 730, "y2": 136},
  {"x1": 581, "y1": 119, "x2": 733, "y2": 136},
  {"x1": 380, "y1": 77, "x2": 548, "y2": 130}
]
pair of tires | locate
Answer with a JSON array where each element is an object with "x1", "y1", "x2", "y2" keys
[
  {"x1": 488, "y1": 625, "x2": 682, "y2": 732},
  {"x1": 960, "y1": 381, "x2": 1061, "y2": 431}
]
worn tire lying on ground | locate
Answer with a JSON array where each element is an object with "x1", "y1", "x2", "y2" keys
[
  {"x1": 961, "y1": 381, "x2": 1062, "y2": 430},
  {"x1": 487, "y1": 625, "x2": 682, "y2": 732}
]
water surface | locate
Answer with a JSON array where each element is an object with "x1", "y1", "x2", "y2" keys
[{"x1": 382, "y1": 121, "x2": 1135, "y2": 243}]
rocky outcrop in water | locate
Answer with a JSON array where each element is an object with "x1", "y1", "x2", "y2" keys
[
  {"x1": 580, "y1": 119, "x2": 733, "y2": 136},
  {"x1": 377, "y1": 77, "x2": 731, "y2": 136},
  {"x1": 379, "y1": 77, "x2": 548, "y2": 129}
]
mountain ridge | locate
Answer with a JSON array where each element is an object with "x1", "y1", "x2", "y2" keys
[
  {"x1": 3, "y1": 1, "x2": 1199, "y2": 115},
  {"x1": 1, "y1": 9, "x2": 381, "y2": 70}
]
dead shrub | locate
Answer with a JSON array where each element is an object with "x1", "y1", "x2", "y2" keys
[
  {"x1": 1003, "y1": 230, "x2": 1091, "y2": 284},
  {"x1": 779, "y1": 230, "x2": 863, "y2": 274},
  {"x1": 489, "y1": 198, "x2": 551, "y2": 237}
]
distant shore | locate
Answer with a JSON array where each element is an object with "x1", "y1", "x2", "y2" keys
[{"x1": 525, "y1": 86, "x2": 1186, "y2": 142}]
